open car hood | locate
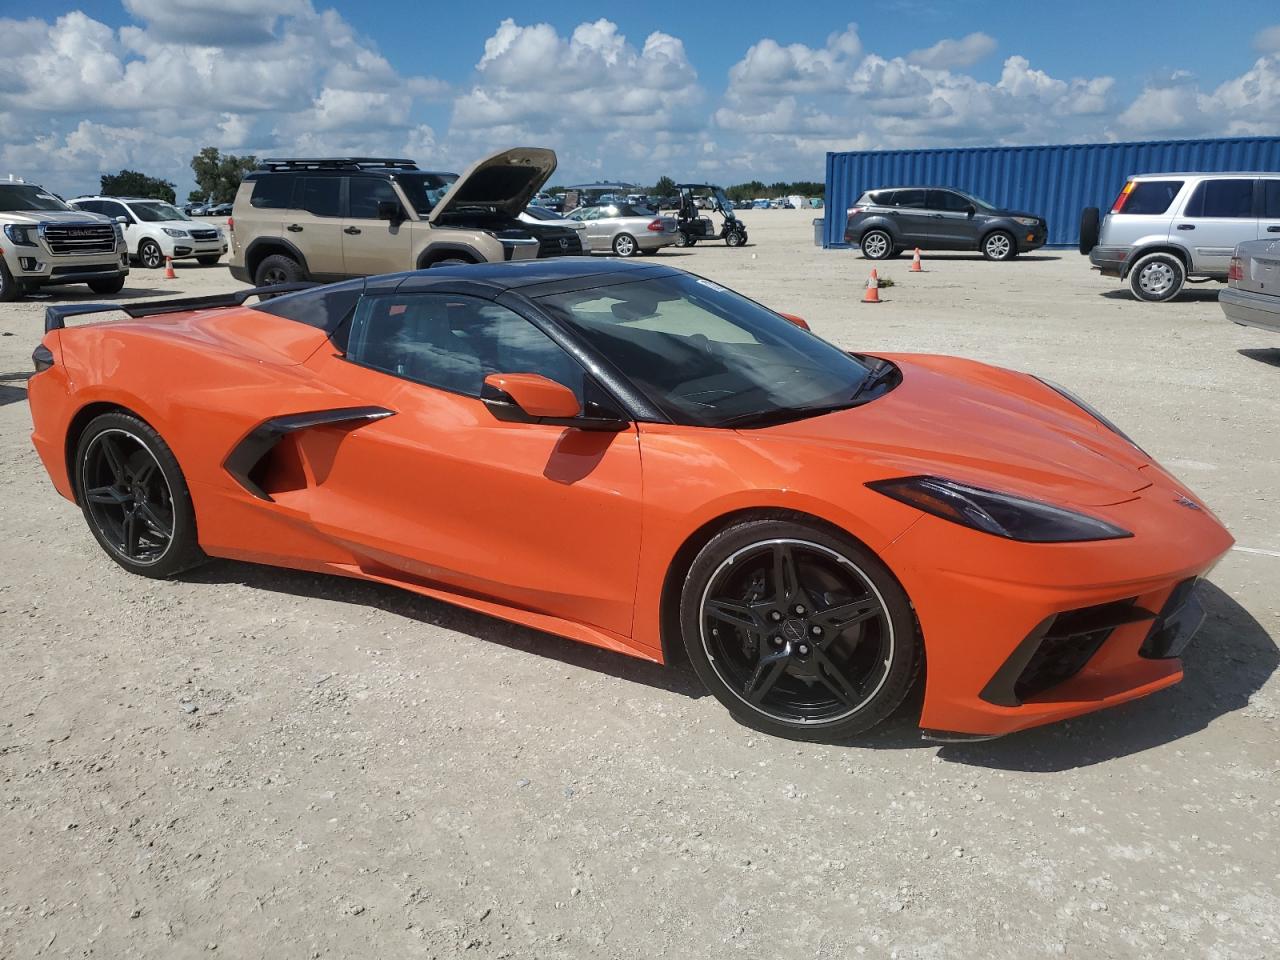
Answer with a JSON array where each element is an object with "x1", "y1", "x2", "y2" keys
[{"x1": 428, "y1": 147, "x2": 558, "y2": 223}]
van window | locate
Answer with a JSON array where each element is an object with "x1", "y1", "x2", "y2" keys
[
  {"x1": 1264, "y1": 180, "x2": 1280, "y2": 219},
  {"x1": 250, "y1": 175, "x2": 295, "y2": 210},
  {"x1": 1119, "y1": 180, "x2": 1184, "y2": 215},
  {"x1": 1183, "y1": 179, "x2": 1255, "y2": 219}
]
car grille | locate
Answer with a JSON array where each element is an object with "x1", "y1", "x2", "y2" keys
[
  {"x1": 42, "y1": 223, "x2": 116, "y2": 256},
  {"x1": 190, "y1": 229, "x2": 219, "y2": 241},
  {"x1": 537, "y1": 234, "x2": 582, "y2": 258}
]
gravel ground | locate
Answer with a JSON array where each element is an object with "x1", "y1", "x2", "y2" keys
[{"x1": 1, "y1": 211, "x2": 1276, "y2": 959}]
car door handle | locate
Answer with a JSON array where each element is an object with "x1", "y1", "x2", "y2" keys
[
  {"x1": 1268, "y1": 226, "x2": 1280, "y2": 233},
  {"x1": 930, "y1": 214, "x2": 944, "y2": 218},
  {"x1": 1176, "y1": 224, "x2": 1195, "y2": 230},
  {"x1": 344, "y1": 226, "x2": 361, "y2": 235},
  {"x1": 286, "y1": 224, "x2": 304, "y2": 233}
]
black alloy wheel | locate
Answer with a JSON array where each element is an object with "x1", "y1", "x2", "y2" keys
[
  {"x1": 680, "y1": 520, "x2": 919, "y2": 740},
  {"x1": 76, "y1": 412, "x2": 205, "y2": 578}
]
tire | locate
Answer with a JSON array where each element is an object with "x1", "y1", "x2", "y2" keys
[
  {"x1": 725, "y1": 229, "x2": 746, "y2": 247},
  {"x1": 431, "y1": 258, "x2": 474, "y2": 267},
  {"x1": 88, "y1": 276, "x2": 126, "y2": 295},
  {"x1": 860, "y1": 229, "x2": 893, "y2": 260},
  {"x1": 0, "y1": 260, "x2": 21, "y2": 303},
  {"x1": 613, "y1": 233, "x2": 639, "y2": 258},
  {"x1": 1078, "y1": 207, "x2": 1100, "y2": 255},
  {"x1": 982, "y1": 230, "x2": 1016, "y2": 261},
  {"x1": 674, "y1": 230, "x2": 690, "y2": 248},
  {"x1": 1128, "y1": 252, "x2": 1186, "y2": 303},
  {"x1": 196, "y1": 255, "x2": 221, "y2": 266},
  {"x1": 74, "y1": 411, "x2": 206, "y2": 579},
  {"x1": 138, "y1": 240, "x2": 164, "y2": 270},
  {"x1": 253, "y1": 253, "x2": 304, "y2": 287},
  {"x1": 678, "y1": 518, "x2": 920, "y2": 742}
]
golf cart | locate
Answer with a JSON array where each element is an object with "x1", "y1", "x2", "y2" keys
[{"x1": 674, "y1": 183, "x2": 747, "y2": 247}]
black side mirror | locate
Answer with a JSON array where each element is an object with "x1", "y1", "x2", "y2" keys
[
  {"x1": 965, "y1": 205, "x2": 977, "y2": 218},
  {"x1": 377, "y1": 200, "x2": 404, "y2": 224}
]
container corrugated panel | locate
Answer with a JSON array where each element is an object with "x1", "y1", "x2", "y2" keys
[{"x1": 823, "y1": 136, "x2": 1280, "y2": 248}]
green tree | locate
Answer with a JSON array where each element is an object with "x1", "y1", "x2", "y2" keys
[
  {"x1": 652, "y1": 175, "x2": 677, "y2": 197},
  {"x1": 99, "y1": 169, "x2": 176, "y2": 202},
  {"x1": 187, "y1": 189, "x2": 208, "y2": 204},
  {"x1": 190, "y1": 147, "x2": 259, "y2": 204}
]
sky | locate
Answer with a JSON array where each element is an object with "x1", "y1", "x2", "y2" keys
[{"x1": 2, "y1": 0, "x2": 1279, "y2": 201}]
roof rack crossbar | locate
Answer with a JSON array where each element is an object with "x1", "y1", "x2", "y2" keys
[
  {"x1": 44, "y1": 282, "x2": 319, "y2": 333},
  {"x1": 257, "y1": 157, "x2": 419, "y2": 172}
]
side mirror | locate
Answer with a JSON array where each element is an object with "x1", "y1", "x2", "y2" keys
[
  {"x1": 115, "y1": 215, "x2": 128, "y2": 225},
  {"x1": 778, "y1": 312, "x2": 810, "y2": 331},
  {"x1": 482, "y1": 373, "x2": 627, "y2": 432},
  {"x1": 377, "y1": 200, "x2": 404, "y2": 224},
  {"x1": 965, "y1": 205, "x2": 976, "y2": 218}
]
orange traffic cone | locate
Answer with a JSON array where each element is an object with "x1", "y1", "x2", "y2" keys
[
  {"x1": 862, "y1": 268, "x2": 881, "y2": 304},
  {"x1": 910, "y1": 248, "x2": 923, "y2": 272},
  {"x1": 163, "y1": 256, "x2": 177, "y2": 279}
]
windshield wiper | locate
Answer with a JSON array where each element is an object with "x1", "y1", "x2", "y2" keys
[
  {"x1": 715, "y1": 400, "x2": 861, "y2": 430},
  {"x1": 848, "y1": 358, "x2": 897, "y2": 403}
]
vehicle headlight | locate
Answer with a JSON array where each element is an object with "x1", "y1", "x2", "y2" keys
[
  {"x1": 1013, "y1": 217, "x2": 1039, "y2": 227},
  {"x1": 162, "y1": 227, "x2": 189, "y2": 238},
  {"x1": 3, "y1": 224, "x2": 35, "y2": 246},
  {"x1": 1033, "y1": 377, "x2": 1144, "y2": 453},
  {"x1": 866, "y1": 476, "x2": 1132, "y2": 542}
]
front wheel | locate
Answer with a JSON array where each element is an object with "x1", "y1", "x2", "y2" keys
[
  {"x1": 1128, "y1": 252, "x2": 1186, "y2": 303},
  {"x1": 679, "y1": 519, "x2": 920, "y2": 742},
  {"x1": 138, "y1": 239, "x2": 164, "y2": 270},
  {"x1": 0, "y1": 260, "x2": 21, "y2": 302},
  {"x1": 75, "y1": 411, "x2": 206, "y2": 578},
  {"x1": 725, "y1": 229, "x2": 747, "y2": 247},
  {"x1": 982, "y1": 231, "x2": 1016, "y2": 261},
  {"x1": 613, "y1": 233, "x2": 639, "y2": 257}
]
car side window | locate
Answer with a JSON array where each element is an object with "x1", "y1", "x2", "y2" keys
[
  {"x1": 1183, "y1": 179, "x2": 1255, "y2": 219},
  {"x1": 102, "y1": 200, "x2": 131, "y2": 221},
  {"x1": 345, "y1": 294, "x2": 586, "y2": 401},
  {"x1": 74, "y1": 200, "x2": 102, "y2": 214},
  {"x1": 893, "y1": 189, "x2": 927, "y2": 208},
  {"x1": 927, "y1": 190, "x2": 971, "y2": 213},
  {"x1": 295, "y1": 177, "x2": 342, "y2": 218},
  {"x1": 348, "y1": 178, "x2": 399, "y2": 219},
  {"x1": 1264, "y1": 180, "x2": 1280, "y2": 219},
  {"x1": 250, "y1": 175, "x2": 295, "y2": 210}
]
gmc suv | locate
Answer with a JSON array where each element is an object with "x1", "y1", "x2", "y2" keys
[
  {"x1": 229, "y1": 147, "x2": 584, "y2": 287},
  {"x1": 1081, "y1": 172, "x2": 1279, "y2": 302},
  {"x1": 0, "y1": 180, "x2": 129, "y2": 302}
]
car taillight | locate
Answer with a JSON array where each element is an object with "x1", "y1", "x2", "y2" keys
[
  {"x1": 1227, "y1": 256, "x2": 1243, "y2": 282},
  {"x1": 847, "y1": 207, "x2": 863, "y2": 217},
  {"x1": 227, "y1": 217, "x2": 234, "y2": 232},
  {"x1": 1110, "y1": 181, "x2": 1135, "y2": 213},
  {"x1": 647, "y1": 219, "x2": 663, "y2": 232}
]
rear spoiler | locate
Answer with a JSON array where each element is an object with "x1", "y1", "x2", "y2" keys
[{"x1": 44, "y1": 282, "x2": 319, "y2": 333}]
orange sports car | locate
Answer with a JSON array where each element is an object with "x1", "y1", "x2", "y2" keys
[{"x1": 29, "y1": 260, "x2": 1233, "y2": 742}]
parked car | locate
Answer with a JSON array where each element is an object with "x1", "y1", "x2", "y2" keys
[
  {"x1": 752, "y1": 198, "x2": 771, "y2": 209},
  {"x1": 32, "y1": 259, "x2": 1232, "y2": 742},
  {"x1": 1081, "y1": 172, "x2": 1278, "y2": 303},
  {"x1": 1220, "y1": 240, "x2": 1280, "y2": 334},
  {"x1": 71, "y1": 195, "x2": 227, "y2": 268},
  {"x1": 566, "y1": 203, "x2": 677, "y2": 257},
  {"x1": 0, "y1": 180, "x2": 128, "y2": 301},
  {"x1": 845, "y1": 187, "x2": 1047, "y2": 262},
  {"x1": 228, "y1": 148, "x2": 583, "y2": 286},
  {"x1": 520, "y1": 204, "x2": 590, "y2": 250},
  {"x1": 206, "y1": 202, "x2": 234, "y2": 217}
]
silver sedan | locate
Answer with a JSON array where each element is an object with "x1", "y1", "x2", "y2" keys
[
  {"x1": 1221, "y1": 239, "x2": 1280, "y2": 335},
  {"x1": 567, "y1": 203, "x2": 677, "y2": 257}
]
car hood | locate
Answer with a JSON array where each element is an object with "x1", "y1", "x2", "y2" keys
[
  {"x1": 429, "y1": 147, "x2": 558, "y2": 223},
  {"x1": 991, "y1": 209, "x2": 1040, "y2": 221},
  {"x1": 744, "y1": 354, "x2": 1153, "y2": 507},
  {"x1": 2, "y1": 209, "x2": 113, "y2": 225}
]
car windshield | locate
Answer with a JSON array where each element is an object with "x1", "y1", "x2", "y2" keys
[
  {"x1": 0, "y1": 184, "x2": 70, "y2": 212},
  {"x1": 523, "y1": 205, "x2": 560, "y2": 221},
  {"x1": 536, "y1": 273, "x2": 880, "y2": 427},
  {"x1": 130, "y1": 201, "x2": 188, "y2": 222},
  {"x1": 395, "y1": 172, "x2": 460, "y2": 216},
  {"x1": 958, "y1": 191, "x2": 998, "y2": 213}
]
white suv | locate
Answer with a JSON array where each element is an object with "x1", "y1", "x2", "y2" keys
[{"x1": 69, "y1": 196, "x2": 227, "y2": 269}]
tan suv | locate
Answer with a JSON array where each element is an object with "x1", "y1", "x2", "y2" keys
[
  {"x1": 1, "y1": 180, "x2": 129, "y2": 302},
  {"x1": 228, "y1": 147, "x2": 584, "y2": 286}
]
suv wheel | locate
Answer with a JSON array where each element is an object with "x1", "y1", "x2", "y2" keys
[
  {"x1": 982, "y1": 231, "x2": 1016, "y2": 261},
  {"x1": 254, "y1": 254, "x2": 304, "y2": 286},
  {"x1": 1128, "y1": 252, "x2": 1185, "y2": 303},
  {"x1": 138, "y1": 240, "x2": 164, "y2": 270},
  {"x1": 88, "y1": 276, "x2": 126, "y2": 295},
  {"x1": 0, "y1": 260, "x2": 20, "y2": 303},
  {"x1": 860, "y1": 230, "x2": 893, "y2": 260}
]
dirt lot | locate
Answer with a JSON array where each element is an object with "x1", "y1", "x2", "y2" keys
[{"x1": 1, "y1": 210, "x2": 1276, "y2": 959}]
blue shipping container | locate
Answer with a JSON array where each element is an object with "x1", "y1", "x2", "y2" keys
[{"x1": 823, "y1": 136, "x2": 1280, "y2": 249}]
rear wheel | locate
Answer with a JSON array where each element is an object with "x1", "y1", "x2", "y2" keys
[
  {"x1": 982, "y1": 230, "x2": 1016, "y2": 261},
  {"x1": 1128, "y1": 252, "x2": 1185, "y2": 303},
  {"x1": 75, "y1": 412, "x2": 205, "y2": 578},
  {"x1": 254, "y1": 253, "x2": 304, "y2": 286},
  {"x1": 674, "y1": 230, "x2": 690, "y2": 247},
  {"x1": 679, "y1": 519, "x2": 919, "y2": 741},
  {"x1": 613, "y1": 233, "x2": 639, "y2": 257},
  {"x1": 860, "y1": 230, "x2": 893, "y2": 260}
]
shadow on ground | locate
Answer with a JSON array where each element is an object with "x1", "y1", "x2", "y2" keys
[
  {"x1": 1239, "y1": 347, "x2": 1280, "y2": 368},
  {"x1": 1100, "y1": 287, "x2": 1221, "y2": 303},
  {"x1": 0, "y1": 370, "x2": 31, "y2": 407},
  {"x1": 854, "y1": 253, "x2": 1063, "y2": 264}
]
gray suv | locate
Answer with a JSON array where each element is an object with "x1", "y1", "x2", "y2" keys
[
  {"x1": 1081, "y1": 172, "x2": 1278, "y2": 302},
  {"x1": 844, "y1": 187, "x2": 1047, "y2": 261}
]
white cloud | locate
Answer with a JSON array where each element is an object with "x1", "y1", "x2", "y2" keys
[
  {"x1": 907, "y1": 32, "x2": 997, "y2": 70},
  {"x1": 1254, "y1": 25, "x2": 1280, "y2": 54},
  {"x1": 726, "y1": 24, "x2": 862, "y2": 96}
]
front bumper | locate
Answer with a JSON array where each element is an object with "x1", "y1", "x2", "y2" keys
[
  {"x1": 1016, "y1": 224, "x2": 1048, "y2": 251},
  {"x1": 1090, "y1": 245, "x2": 1130, "y2": 278},
  {"x1": 1220, "y1": 286, "x2": 1280, "y2": 334},
  {"x1": 11, "y1": 249, "x2": 129, "y2": 287},
  {"x1": 883, "y1": 467, "x2": 1234, "y2": 738}
]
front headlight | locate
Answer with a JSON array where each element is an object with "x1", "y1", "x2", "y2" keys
[
  {"x1": 162, "y1": 227, "x2": 189, "y2": 238},
  {"x1": 1034, "y1": 377, "x2": 1144, "y2": 453},
  {"x1": 866, "y1": 476, "x2": 1132, "y2": 543},
  {"x1": 3, "y1": 224, "x2": 35, "y2": 246},
  {"x1": 1013, "y1": 216, "x2": 1039, "y2": 227}
]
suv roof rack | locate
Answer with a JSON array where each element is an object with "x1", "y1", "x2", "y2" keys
[{"x1": 257, "y1": 158, "x2": 420, "y2": 172}]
